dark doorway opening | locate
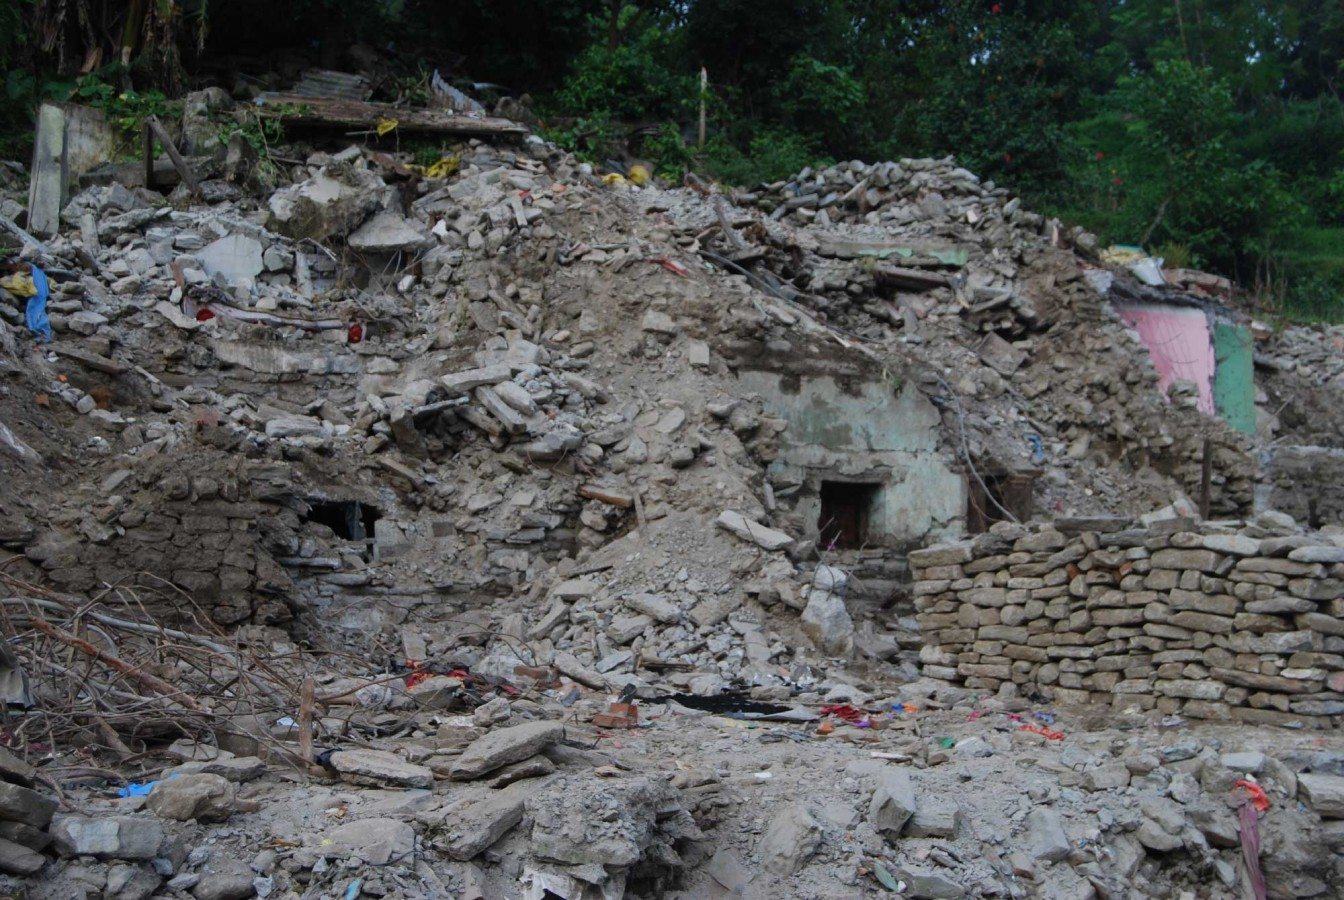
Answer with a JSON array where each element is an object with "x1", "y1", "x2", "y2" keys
[
  {"x1": 819, "y1": 481, "x2": 879, "y2": 550},
  {"x1": 966, "y1": 470, "x2": 1036, "y2": 533},
  {"x1": 304, "y1": 499, "x2": 381, "y2": 542}
]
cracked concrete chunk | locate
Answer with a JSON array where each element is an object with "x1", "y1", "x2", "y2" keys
[
  {"x1": 716, "y1": 510, "x2": 794, "y2": 550},
  {"x1": 450, "y1": 720, "x2": 564, "y2": 780},
  {"x1": 328, "y1": 749, "x2": 434, "y2": 789}
]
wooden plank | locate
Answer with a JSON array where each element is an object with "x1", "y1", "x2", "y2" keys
[
  {"x1": 874, "y1": 265, "x2": 950, "y2": 292},
  {"x1": 256, "y1": 93, "x2": 528, "y2": 138},
  {"x1": 27, "y1": 103, "x2": 67, "y2": 237},
  {"x1": 51, "y1": 343, "x2": 125, "y2": 375},
  {"x1": 578, "y1": 484, "x2": 634, "y2": 508},
  {"x1": 145, "y1": 115, "x2": 200, "y2": 197}
]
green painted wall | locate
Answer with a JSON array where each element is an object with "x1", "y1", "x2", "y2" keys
[{"x1": 1213, "y1": 320, "x2": 1255, "y2": 434}]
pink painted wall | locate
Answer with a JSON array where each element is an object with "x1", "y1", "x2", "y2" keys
[{"x1": 1116, "y1": 304, "x2": 1215, "y2": 415}]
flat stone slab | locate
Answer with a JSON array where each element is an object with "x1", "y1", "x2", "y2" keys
[
  {"x1": 716, "y1": 510, "x2": 794, "y2": 551},
  {"x1": 450, "y1": 720, "x2": 564, "y2": 781},
  {"x1": 329, "y1": 749, "x2": 434, "y2": 789}
]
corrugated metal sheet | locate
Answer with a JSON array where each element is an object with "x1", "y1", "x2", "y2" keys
[{"x1": 288, "y1": 70, "x2": 373, "y2": 101}]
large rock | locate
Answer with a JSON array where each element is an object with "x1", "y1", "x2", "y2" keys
[
  {"x1": 801, "y1": 588, "x2": 854, "y2": 655},
  {"x1": 758, "y1": 802, "x2": 821, "y2": 875},
  {"x1": 0, "y1": 781, "x2": 57, "y2": 828},
  {"x1": 348, "y1": 211, "x2": 430, "y2": 253},
  {"x1": 328, "y1": 749, "x2": 434, "y2": 789},
  {"x1": 868, "y1": 769, "x2": 917, "y2": 837},
  {"x1": 50, "y1": 815, "x2": 164, "y2": 860},
  {"x1": 450, "y1": 720, "x2": 564, "y2": 780},
  {"x1": 527, "y1": 776, "x2": 703, "y2": 876},
  {"x1": 146, "y1": 773, "x2": 236, "y2": 822},
  {"x1": 716, "y1": 511, "x2": 794, "y2": 551},
  {"x1": 1299, "y1": 773, "x2": 1344, "y2": 819},
  {"x1": 267, "y1": 163, "x2": 385, "y2": 241},
  {"x1": 0, "y1": 837, "x2": 44, "y2": 875},
  {"x1": 318, "y1": 817, "x2": 415, "y2": 866},
  {"x1": 444, "y1": 784, "x2": 528, "y2": 860}
]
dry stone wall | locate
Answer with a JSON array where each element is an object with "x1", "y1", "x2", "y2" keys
[{"x1": 911, "y1": 516, "x2": 1344, "y2": 727}]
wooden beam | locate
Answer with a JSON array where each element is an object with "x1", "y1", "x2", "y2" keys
[
  {"x1": 256, "y1": 94, "x2": 528, "y2": 138},
  {"x1": 145, "y1": 115, "x2": 200, "y2": 197}
]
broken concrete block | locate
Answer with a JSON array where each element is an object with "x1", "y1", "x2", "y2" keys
[
  {"x1": 444, "y1": 785, "x2": 528, "y2": 860},
  {"x1": 1299, "y1": 773, "x2": 1344, "y2": 819},
  {"x1": 146, "y1": 773, "x2": 237, "y2": 822},
  {"x1": 0, "y1": 782, "x2": 57, "y2": 828},
  {"x1": 348, "y1": 210, "x2": 430, "y2": 253},
  {"x1": 906, "y1": 798, "x2": 961, "y2": 838},
  {"x1": 1024, "y1": 808, "x2": 1071, "y2": 861},
  {"x1": 623, "y1": 592, "x2": 680, "y2": 624},
  {"x1": 266, "y1": 163, "x2": 385, "y2": 241},
  {"x1": 328, "y1": 749, "x2": 434, "y2": 789},
  {"x1": 641, "y1": 310, "x2": 677, "y2": 335},
  {"x1": 801, "y1": 588, "x2": 854, "y2": 655},
  {"x1": 716, "y1": 510, "x2": 794, "y2": 551},
  {"x1": 317, "y1": 817, "x2": 415, "y2": 866},
  {"x1": 758, "y1": 802, "x2": 821, "y2": 875},
  {"x1": 441, "y1": 364, "x2": 512, "y2": 394},
  {"x1": 868, "y1": 769, "x2": 917, "y2": 837},
  {"x1": 50, "y1": 815, "x2": 164, "y2": 860},
  {"x1": 0, "y1": 837, "x2": 44, "y2": 876},
  {"x1": 194, "y1": 233, "x2": 264, "y2": 283},
  {"x1": 450, "y1": 720, "x2": 564, "y2": 780}
]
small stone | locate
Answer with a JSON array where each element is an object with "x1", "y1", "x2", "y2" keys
[{"x1": 1025, "y1": 808, "x2": 1071, "y2": 862}]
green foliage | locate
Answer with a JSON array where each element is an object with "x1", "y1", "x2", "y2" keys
[
  {"x1": 550, "y1": 6, "x2": 695, "y2": 123},
  {"x1": 70, "y1": 76, "x2": 179, "y2": 138},
  {"x1": 702, "y1": 131, "x2": 828, "y2": 187}
]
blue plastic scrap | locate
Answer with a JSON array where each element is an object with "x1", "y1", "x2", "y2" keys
[
  {"x1": 1026, "y1": 433, "x2": 1045, "y2": 465},
  {"x1": 26, "y1": 265, "x2": 52, "y2": 343}
]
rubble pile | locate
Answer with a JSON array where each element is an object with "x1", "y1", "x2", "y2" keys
[
  {"x1": 0, "y1": 83, "x2": 1342, "y2": 898},
  {"x1": 913, "y1": 514, "x2": 1344, "y2": 726}
]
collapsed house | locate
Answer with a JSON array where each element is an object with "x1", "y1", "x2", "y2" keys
[{"x1": 1, "y1": 80, "x2": 1343, "y2": 899}]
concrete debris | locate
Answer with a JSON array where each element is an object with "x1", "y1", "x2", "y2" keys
[{"x1": 0, "y1": 82, "x2": 1342, "y2": 900}]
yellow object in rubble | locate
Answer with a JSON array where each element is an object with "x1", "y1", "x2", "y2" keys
[
  {"x1": 601, "y1": 172, "x2": 627, "y2": 186},
  {"x1": 413, "y1": 155, "x2": 462, "y2": 180},
  {"x1": 628, "y1": 164, "x2": 650, "y2": 185},
  {"x1": 0, "y1": 273, "x2": 36, "y2": 299},
  {"x1": 375, "y1": 117, "x2": 399, "y2": 136}
]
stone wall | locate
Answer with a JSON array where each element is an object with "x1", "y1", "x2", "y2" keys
[{"x1": 911, "y1": 515, "x2": 1344, "y2": 727}]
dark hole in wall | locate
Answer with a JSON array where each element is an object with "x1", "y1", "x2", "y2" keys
[
  {"x1": 305, "y1": 499, "x2": 381, "y2": 543},
  {"x1": 819, "y1": 481, "x2": 879, "y2": 550},
  {"x1": 966, "y1": 470, "x2": 1035, "y2": 534}
]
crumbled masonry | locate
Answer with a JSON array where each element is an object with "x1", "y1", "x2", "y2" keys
[{"x1": 0, "y1": 86, "x2": 1343, "y2": 899}]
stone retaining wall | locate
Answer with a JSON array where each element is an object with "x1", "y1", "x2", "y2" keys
[{"x1": 911, "y1": 516, "x2": 1344, "y2": 727}]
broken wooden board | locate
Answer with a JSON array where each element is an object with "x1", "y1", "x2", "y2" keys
[
  {"x1": 255, "y1": 94, "x2": 528, "y2": 139},
  {"x1": 51, "y1": 344, "x2": 125, "y2": 376},
  {"x1": 816, "y1": 236, "x2": 969, "y2": 267},
  {"x1": 874, "y1": 265, "x2": 950, "y2": 292}
]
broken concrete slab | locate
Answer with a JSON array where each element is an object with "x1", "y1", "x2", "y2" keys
[
  {"x1": 328, "y1": 749, "x2": 435, "y2": 789},
  {"x1": 444, "y1": 784, "x2": 529, "y2": 860},
  {"x1": 348, "y1": 210, "x2": 431, "y2": 253},
  {"x1": 318, "y1": 817, "x2": 415, "y2": 866},
  {"x1": 758, "y1": 802, "x2": 821, "y2": 876},
  {"x1": 50, "y1": 815, "x2": 164, "y2": 860},
  {"x1": 450, "y1": 720, "x2": 564, "y2": 780},
  {"x1": 716, "y1": 510, "x2": 794, "y2": 551},
  {"x1": 195, "y1": 234, "x2": 265, "y2": 283}
]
